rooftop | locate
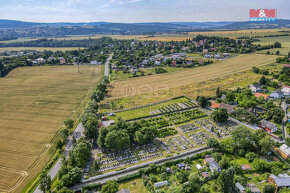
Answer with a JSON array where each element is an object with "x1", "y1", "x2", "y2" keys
[{"x1": 269, "y1": 174, "x2": 290, "y2": 187}]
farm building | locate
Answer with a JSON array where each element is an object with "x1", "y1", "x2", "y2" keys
[
  {"x1": 268, "y1": 174, "x2": 290, "y2": 192},
  {"x1": 258, "y1": 120, "x2": 278, "y2": 133}
]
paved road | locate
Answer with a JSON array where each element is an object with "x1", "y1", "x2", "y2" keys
[
  {"x1": 71, "y1": 147, "x2": 211, "y2": 191},
  {"x1": 104, "y1": 54, "x2": 112, "y2": 77},
  {"x1": 33, "y1": 123, "x2": 85, "y2": 193}
]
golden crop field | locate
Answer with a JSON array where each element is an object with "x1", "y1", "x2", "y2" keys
[
  {"x1": 107, "y1": 54, "x2": 277, "y2": 100},
  {"x1": 0, "y1": 47, "x2": 84, "y2": 52},
  {"x1": 136, "y1": 29, "x2": 290, "y2": 41},
  {"x1": 0, "y1": 65, "x2": 101, "y2": 192}
]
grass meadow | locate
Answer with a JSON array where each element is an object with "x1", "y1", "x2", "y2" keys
[
  {"x1": 100, "y1": 54, "x2": 277, "y2": 112},
  {"x1": 0, "y1": 65, "x2": 101, "y2": 192},
  {"x1": 253, "y1": 36, "x2": 290, "y2": 56}
]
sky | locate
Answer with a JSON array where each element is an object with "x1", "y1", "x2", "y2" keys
[{"x1": 0, "y1": 0, "x2": 289, "y2": 23}]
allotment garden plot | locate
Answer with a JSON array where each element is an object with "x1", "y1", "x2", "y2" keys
[{"x1": 89, "y1": 97, "x2": 242, "y2": 177}]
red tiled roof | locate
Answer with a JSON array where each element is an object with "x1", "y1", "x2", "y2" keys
[
  {"x1": 254, "y1": 93, "x2": 268, "y2": 100},
  {"x1": 210, "y1": 101, "x2": 220, "y2": 108}
]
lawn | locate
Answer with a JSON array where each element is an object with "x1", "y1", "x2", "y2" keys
[
  {"x1": 0, "y1": 47, "x2": 84, "y2": 52},
  {"x1": 0, "y1": 65, "x2": 101, "y2": 193},
  {"x1": 107, "y1": 54, "x2": 277, "y2": 100},
  {"x1": 118, "y1": 178, "x2": 148, "y2": 193}
]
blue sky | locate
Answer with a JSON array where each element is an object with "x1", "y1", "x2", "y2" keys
[{"x1": 0, "y1": 0, "x2": 289, "y2": 23}]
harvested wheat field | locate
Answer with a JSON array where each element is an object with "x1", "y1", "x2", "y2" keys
[
  {"x1": 108, "y1": 54, "x2": 277, "y2": 99},
  {"x1": 0, "y1": 65, "x2": 101, "y2": 192}
]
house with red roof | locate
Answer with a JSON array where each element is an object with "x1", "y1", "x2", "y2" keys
[{"x1": 254, "y1": 93, "x2": 269, "y2": 101}]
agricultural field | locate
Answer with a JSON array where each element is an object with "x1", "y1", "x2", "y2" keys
[
  {"x1": 110, "y1": 67, "x2": 186, "y2": 81},
  {"x1": 253, "y1": 36, "x2": 290, "y2": 56},
  {"x1": 0, "y1": 65, "x2": 101, "y2": 192},
  {"x1": 107, "y1": 54, "x2": 277, "y2": 100},
  {"x1": 136, "y1": 29, "x2": 289, "y2": 41},
  {"x1": 0, "y1": 47, "x2": 84, "y2": 52}
]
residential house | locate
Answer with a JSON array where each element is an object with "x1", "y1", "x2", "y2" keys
[
  {"x1": 195, "y1": 164, "x2": 202, "y2": 170},
  {"x1": 259, "y1": 120, "x2": 278, "y2": 133},
  {"x1": 210, "y1": 48, "x2": 217, "y2": 52},
  {"x1": 203, "y1": 49, "x2": 208, "y2": 53},
  {"x1": 204, "y1": 155, "x2": 221, "y2": 173},
  {"x1": 269, "y1": 90, "x2": 284, "y2": 99},
  {"x1": 268, "y1": 174, "x2": 290, "y2": 192},
  {"x1": 204, "y1": 53, "x2": 212, "y2": 58},
  {"x1": 182, "y1": 46, "x2": 189, "y2": 51},
  {"x1": 201, "y1": 172, "x2": 209, "y2": 178},
  {"x1": 117, "y1": 189, "x2": 130, "y2": 193},
  {"x1": 241, "y1": 164, "x2": 252, "y2": 171},
  {"x1": 281, "y1": 85, "x2": 290, "y2": 96},
  {"x1": 249, "y1": 84, "x2": 261, "y2": 93},
  {"x1": 154, "y1": 181, "x2": 169, "y2": 189},
  {"x1": 59, "y1": 57, "x2": 66, "y2": 64},
  {"x1": 154, "y1": 61, "x2": 161, "y2": 66},
  {"x1": 247, "y1": 183, "x2": 261, "y2": 193},
  {"x1": 254, "y1": 93, "x2": 269, "y2": 101},
  {"x1": 219, "y1": 103, "x2": 236, "y2": 114},
  {"x1": 276, "y1": 144, "x2": 290, "y2": 159},
  {"x1": 142, "y1": 60, "x2": 149, "y2": 65},
  {"x1": 172, "y1": 61, "x2": 177, "y2": 66},
  {"x1": 166, "y1": 167, "x2": 172, "y2": 173},
  {"x1": 214, "y1": 54, "x2": 221, "y2": 59},
  {"x1": 210, "y1": 101, "x2": 220, "y2": 109},
  {"x1": 90, "y1": 60, "x2": 102, "y2": 65},
  {"x1": 236, "y1": 183, "x2": 246, "y2": 193},
  {"x1": 283, "y1": 64, "x2": 290, "y2": 68}
]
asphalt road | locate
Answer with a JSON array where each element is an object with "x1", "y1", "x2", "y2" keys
[
  {"x1": 33, "y1": 123, "x2": 85, "y2": 193},
  {"x1": 104, "y1": 54, "x2": 112, "y2": 77}
]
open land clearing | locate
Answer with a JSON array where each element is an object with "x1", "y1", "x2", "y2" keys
[
  {"x1": 0, "y1": 65, "x2": 101, "y2": 192},
  {"x1": 0, "y1": 47, "x2": 84, "y2": 52},
  {"x1": 253, "y1": 36, "x2": 290, "y2": 56},
  {"x1": 108, "y1": 54, "x2": 277, "y2": 99}
]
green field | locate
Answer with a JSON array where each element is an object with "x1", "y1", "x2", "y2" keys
[
  {"x1": 110, "y1": 96, "x2": 191, "y2": 121},
  {"x1": 0, "y1": 65, "x2": 101, "y2": 193},
  {"x1": 254, "y1": 36, "x2": 290, "y2": 56},
  {"x1": 110, "y1": 67, "x2": 186, "y2": 81}
]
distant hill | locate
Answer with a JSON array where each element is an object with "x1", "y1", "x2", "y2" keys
[
  {"x1": 219, "y1": 19, "x2": 290, "y2": 29},
  {"x1": 0, "y1": 19, "x2": 289, "y2": 37}
]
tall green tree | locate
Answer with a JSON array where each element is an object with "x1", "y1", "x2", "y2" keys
[{"x1": 39, "y1": 172, "x2": 51, "y2": 193}]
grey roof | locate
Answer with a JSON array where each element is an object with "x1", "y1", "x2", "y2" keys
[
  {"x1": 117, "y1": 189, "x2": 130, "y2": 193},
  {"x1": 236, "y1": 183, "x2": 246, "y2": 192},
  {"x1": 272, "y1": 90, "x2": 284, "y2": 95},
  {"x1": 154, "y1": 181, "x2": 169, "y2": 188},
  {"x1": 260, "y1": 120, "x2": 278, "y2": 130},
  {"x1": 270, "y1": 174, "x2": 290, "y2": 187}
]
